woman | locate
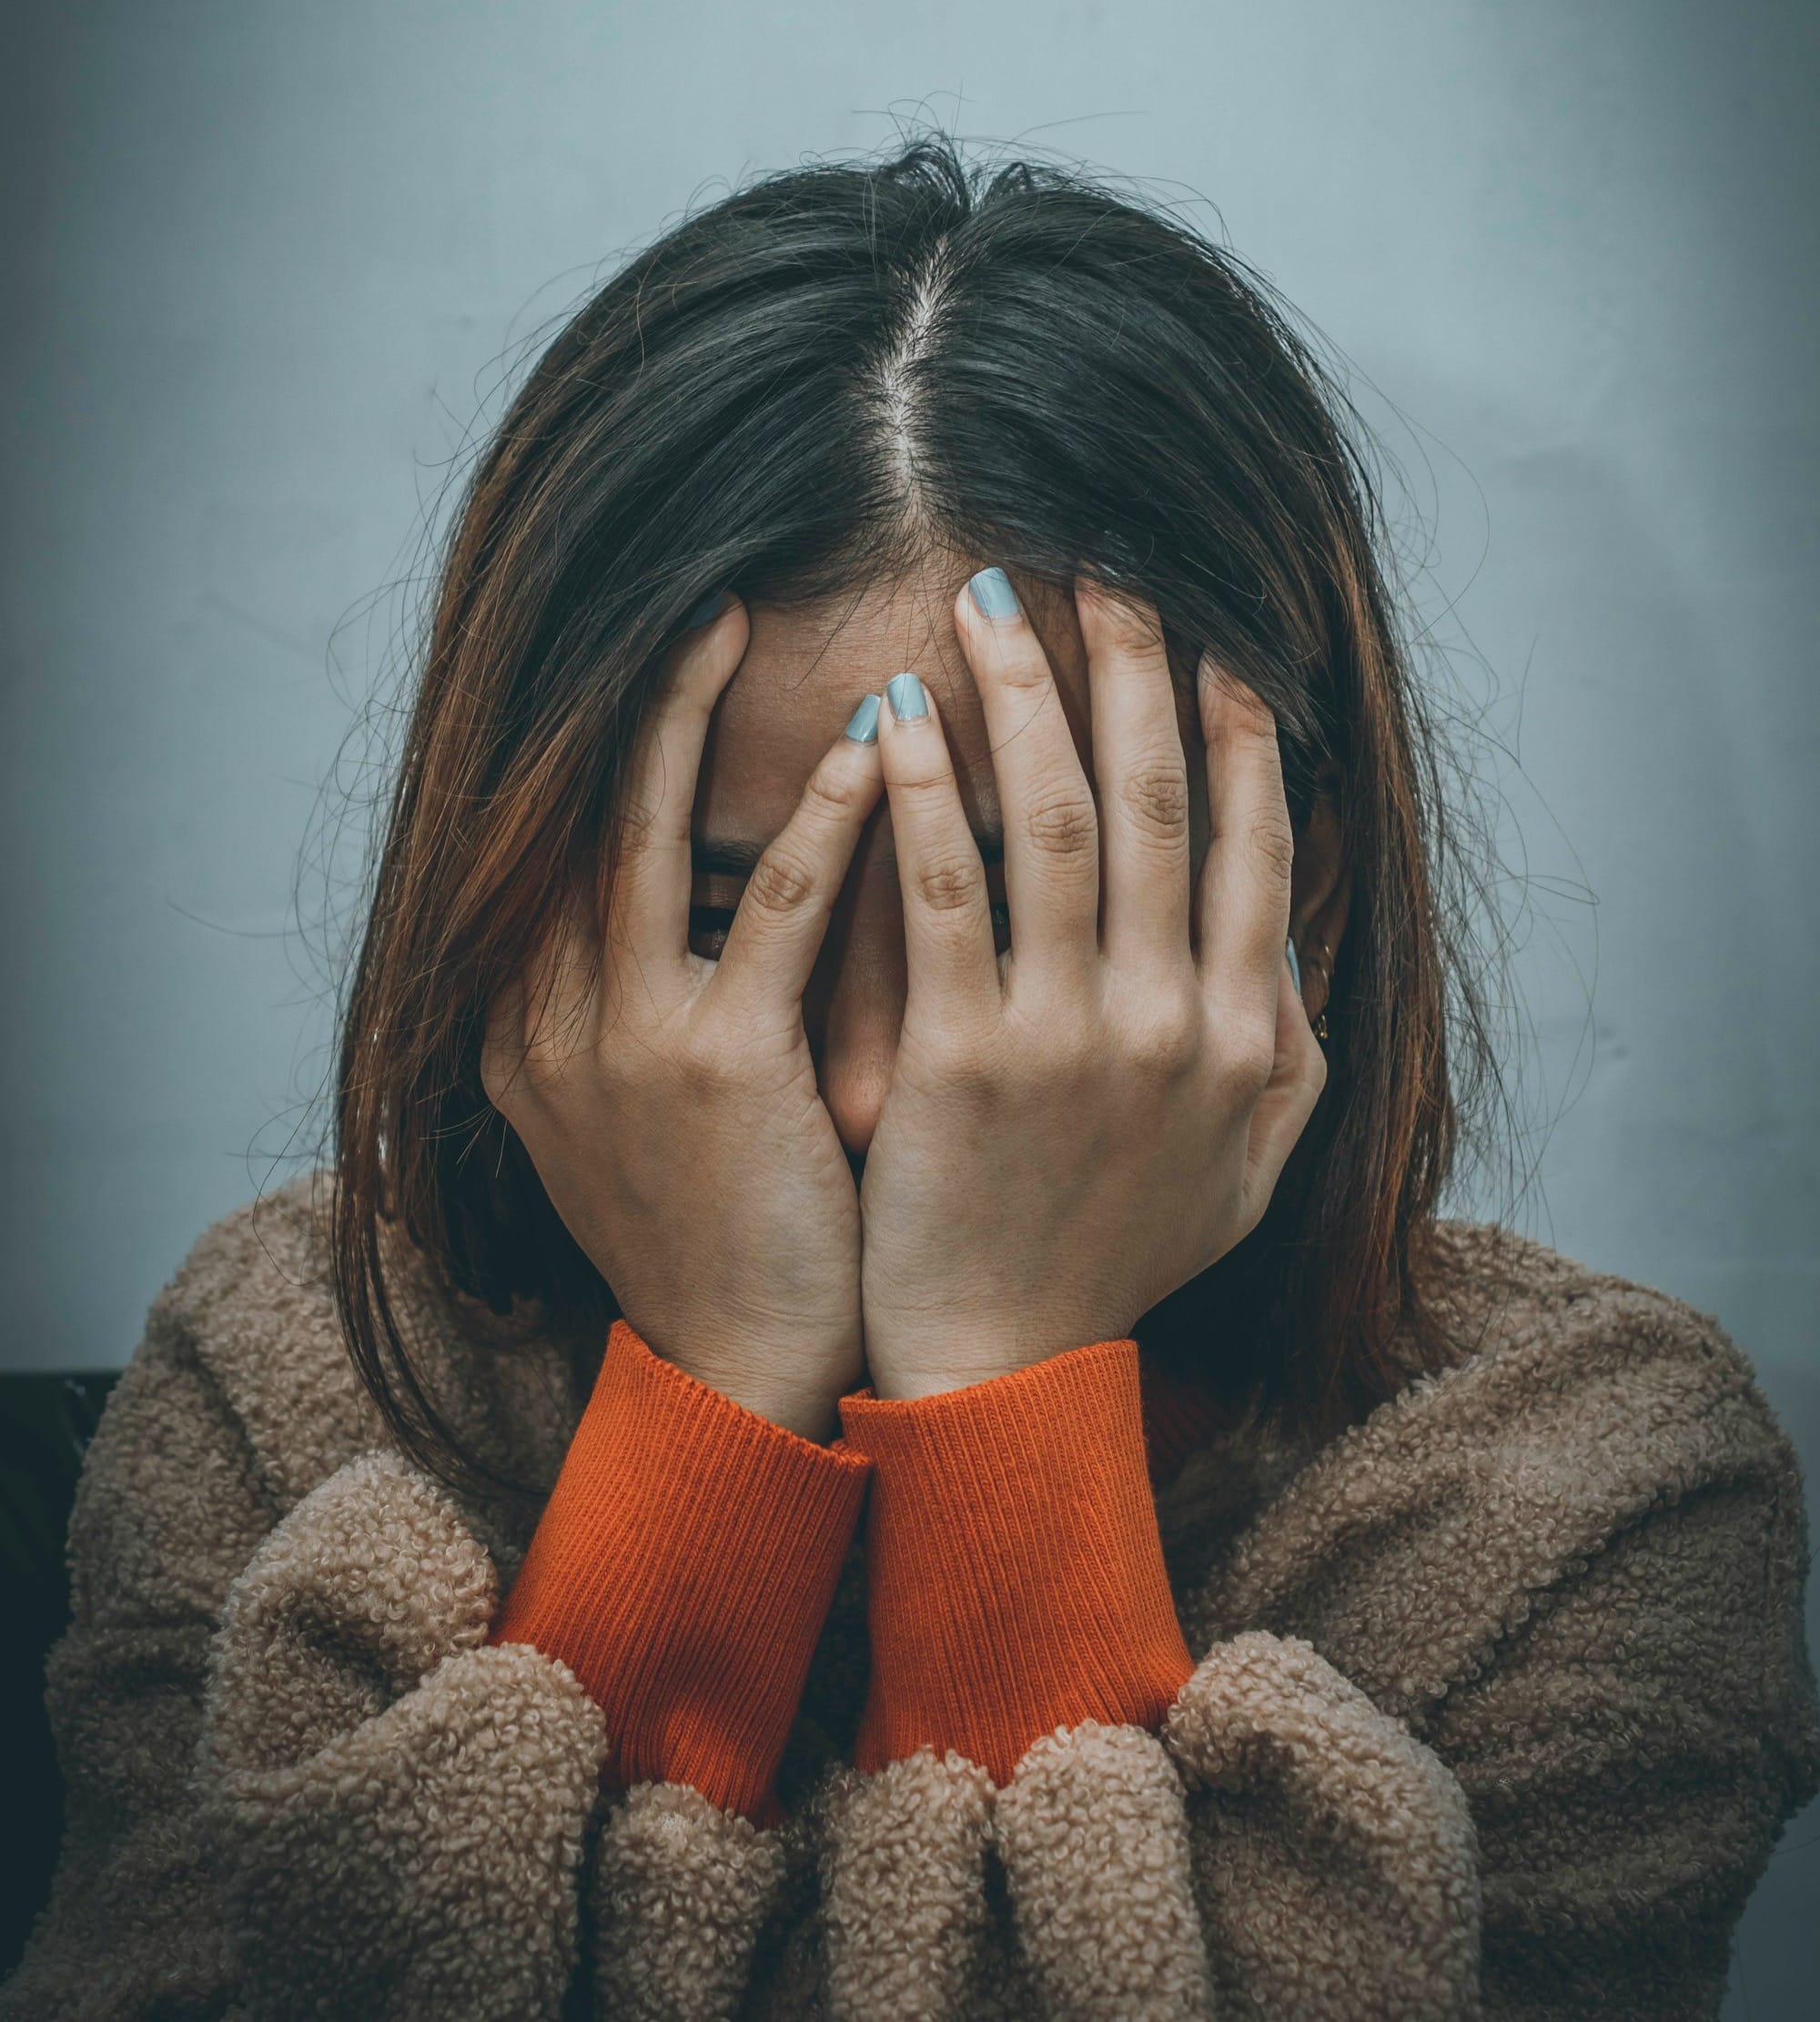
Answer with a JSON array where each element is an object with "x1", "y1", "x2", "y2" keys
[{"x1": 7, "y1": 138, "x2": 1815, "y2": 2022}]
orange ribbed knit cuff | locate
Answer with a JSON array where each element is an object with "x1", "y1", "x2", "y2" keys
[
  {"x1": 838, "y1": 1339, "x2": 1195, "y2": 1786},
  {"x1": 490, "y1": 1318, "x2": 872, "y2": 1829}
]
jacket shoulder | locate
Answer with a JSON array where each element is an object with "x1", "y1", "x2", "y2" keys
[
  {"x1": 1395, "y1": 1217, "x2": 1805, "y2": 1557},
  {"x1": 143, "y1": 1169, "x2": 386, "y2": 1511},
  {"x1": 59, "y1": 1174, "x2": 375, "y2": 1637},
  {"x1": 141, "y1": 1170, "x2": 587, "y2": 1526},
  {"x1": 1413, "y1": 1216, "x2": 1794, "y2": 1468},
  {"x1": 1202, "y1": 1218, "x2": 1813, "y2": 1723}
]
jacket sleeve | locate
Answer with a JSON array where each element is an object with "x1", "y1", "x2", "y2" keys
[
  {"x1": 1200, "y1": 1302, "x2": 1820, "y2": 2022},
  {"x1": 489, "y1": 1317, "x2": 874, "y2": 2018},
  {"x1": 196, "y1": 1449, "x2": 608, "y2": 2020},
  {"x1": 0, "y1": 1299, "x2": 612, "y2": 2022},
  {"x1": 1411, "y1": 1413, "x2": 1819, "y2": 2018},
  {"x1": 5, "y1": 1306, "x2": 870, "y2": 2022},
  {"x1": 824, "y1": 1329, "x2": 1819, "y2": 2022},
  {"x1": 205, "y1": 1316, "x2": 873, "y2": 2022}
]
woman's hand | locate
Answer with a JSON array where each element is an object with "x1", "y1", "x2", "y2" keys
[
  {"x1": 858, "y1": 571, "x2": 1328, "y2": 1401},
  {"x1": 480, "y1": 598, "x2": 884, "y2": 1441}
]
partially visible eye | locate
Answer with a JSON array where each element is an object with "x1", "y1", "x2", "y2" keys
[{"x1": 689, "y1": 905, "x2": 736, "y2": 960}]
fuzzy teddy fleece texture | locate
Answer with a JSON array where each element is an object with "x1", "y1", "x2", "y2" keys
[{"x1": 5, "y1": 1171, "x2": 1816, "y2": 2022}]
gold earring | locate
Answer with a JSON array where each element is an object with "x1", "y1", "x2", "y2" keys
[{"x1": 1312, "y1": 1008, "x2": 1330, "y2": 1042}]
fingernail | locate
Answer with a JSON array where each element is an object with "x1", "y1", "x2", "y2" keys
[
  {"x1": 967, "y1": 566, "x2": 1020, "y2": 621},
  {"x1": 1286, "y1": 936, "x2": 1302, "y2": 997},
  {"x1": 885, "y1": 670, "x2": 927, "y2": 721},
  {"x1": 844, "y1": 693, "x2": 882, "y2": 744},
  {"x1": 684, "y1": 588, "x2": 731, "y2": 629}
]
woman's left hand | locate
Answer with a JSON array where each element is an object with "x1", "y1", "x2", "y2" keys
[{"x1": 857, "y1": 571, "x2": 1328, "y2": 1401}]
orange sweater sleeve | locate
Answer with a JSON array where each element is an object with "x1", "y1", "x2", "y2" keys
[
  {"x1": 836, "y1": 1339, "x2": 1196, "y2": 1787},
  {"x1": 489, "y1": 1318, "x2": 872, "y2": 1830}
]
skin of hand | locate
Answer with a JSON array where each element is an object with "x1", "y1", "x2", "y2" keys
[
  {"x1": 857, "y1": 572, "x2": 1330, "y2": 1400},
  {"x1": 481, "y1": 561, "x2": 1344, "y2": 1439},
  {"x1": 479, "y1": 596, "x2": 887, "y2": 1443}
]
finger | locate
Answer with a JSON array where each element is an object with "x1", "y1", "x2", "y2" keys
[
  {"x1": 605, "y1": 591, "x2": 748, "y2": 970},
  {"x1": 877, "y1": 669, "x2": 1000, "y2": 1008},
  {"x1": 951, "y1": 567, "x2": 1099, "y2": 986},
  {"x1": 1074, "y1": 578, "x2": 1192, "y2": 974},
  {"x1": 1193, "y1": 654, "x2": 1294, "y2": 1036},
  {"x1": 711, "y1": 696, "x2": 887, "y2": 1004},
  {"x1": 1239, "y1": 946, "x2": 1330, "y2": 1230}
]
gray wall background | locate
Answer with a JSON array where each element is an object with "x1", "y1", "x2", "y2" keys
[{"x1": 3, "y1": 0, "x2": 1815, "y2": 2007}]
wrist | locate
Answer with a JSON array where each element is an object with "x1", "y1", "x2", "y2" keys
[
  {"x1": 715, "y1": 1376, "x2": 843, "y2": 1444},
  {"x1": 864, "y1": 1308, "x2": 1139, "y2": 1403},
  {"x1": 625, "y1": 1311, "x2": 861, "y2": 1445},
  {"x1": 863, "y1": 1312, "x2": 1026, "y2": 1401},
  {"x1": 868, "y1": 1359, "x2": 1022, "y2": 1403}
]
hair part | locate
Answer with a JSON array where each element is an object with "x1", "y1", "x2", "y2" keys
[{"x1": 326, "y1": 133, "x2": 1512, "y2": 1501}]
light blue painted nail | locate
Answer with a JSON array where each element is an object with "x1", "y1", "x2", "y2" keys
[
  {"x1": 684, "y1": 588, "x2": 730, "y2": 629},
  {"x1": 844, "y1": 693, "x2": 882, "y2": 744},
  {"x1": 968, "y1": 566, "x2": 1020, "y2": 620},
  {"x1": 885, "y1": 670, "x2": 928, "y2": 721},
  {"x1": 1286, "y1": 936, "x2": 1302, "y2": 997}
]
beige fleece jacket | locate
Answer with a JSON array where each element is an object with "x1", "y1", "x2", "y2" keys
[{"x1": 4, "y1": 1172, "x2": 1815, "y2": 2021}]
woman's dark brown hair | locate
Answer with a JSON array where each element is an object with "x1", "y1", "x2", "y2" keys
[{"x1": 329, "y1": 135, "x2": 1511, "y2": 1500}]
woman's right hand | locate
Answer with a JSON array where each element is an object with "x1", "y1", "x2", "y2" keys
[{"x1": 480, "y1": 596, "x2": 885, "y2": 1442}]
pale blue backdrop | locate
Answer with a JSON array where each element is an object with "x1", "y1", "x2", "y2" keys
[{"x1": 2, "y1": 2, "x2": 1814, "y2": 2007}]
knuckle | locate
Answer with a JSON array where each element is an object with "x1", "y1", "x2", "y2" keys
[
  {"x1": 991, "y1": 636, "x2": 1057, "y2": 693},
  {"x1": 1203, "y1": 658, "x2": 1271, "y2": 724},
  {"x1": 1120, "y1": 760, "x2": 1190, "y2": 844},
  {"x1": 903, "y1": 1019, "x2": 993, "y2": 1095},
  {"x1": 1249, "y1": 808, "x2": 1297, "y2": 883},
  {"x1": 1225, "y1": 1023, "x2": 1278, "y2": 1093},
  {"x1": 516, "y1": 971, "x2": 593, "y2": 1079},
  {"x1": 1045, "y1": 1031, "x2": 1101, "y2": 1093},
  {"x1": 679, "y1": 1025, "x2": 741, "y2": 1095},
  {"x1": 1124, "y1": 994, "x2": 1201, "y2": 1078},
  {"x1": 1009, "y1": 994, "x2": 1097, "y2": 1083},
  {"x1": 937, "y1": 1036, "x2": 998, "y2": 1098},
  {"x1": 894, "y1": 771, "x2": 959, "y2": 820},
  {"x1": 914, "y1": 853, "x2": 985, "y2": 915},
  {"x1": 516, "y1": 1035, "x2": 558, "y2": 1090},
  {"x1": 1095, "y1": 588, "x2": 1156, "y2": 642},
  {"x1": 744, "y1": 849, "x2": 820, "y2": 919},
  {"x1": 613, "y1": 792, "x2": 663, "y2": 862},
  {"x1": 521, "y1": 1016, "x2": 578, "y2": 1083},
  {"x1": 802, "y1": 763, "x2": 868, "y2": 826},
  {"x1": 1023, "y1": 787, "x2": 1098, "y2": 863},
  {"x1": 480, "y1": 1024, "x2": 533, "y2": 1108}
]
